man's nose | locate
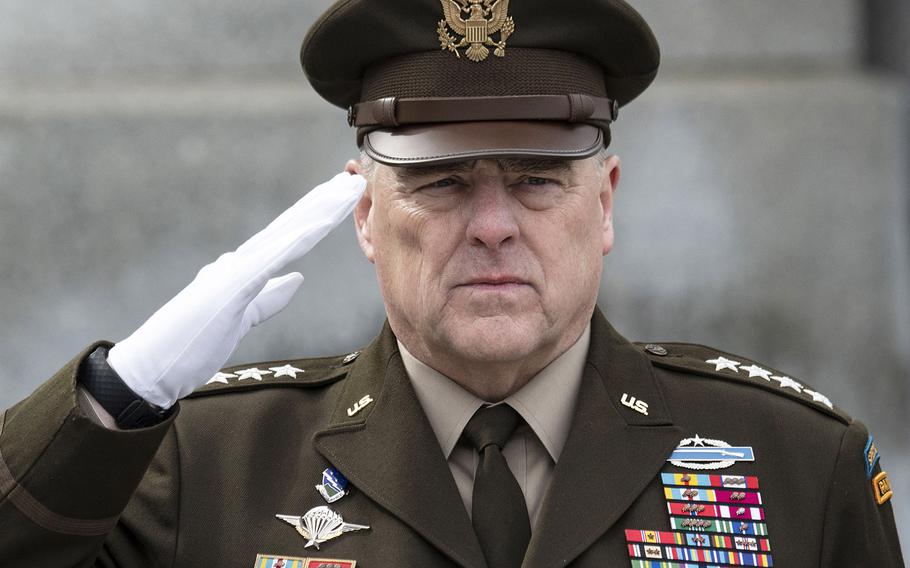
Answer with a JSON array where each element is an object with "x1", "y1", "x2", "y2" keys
[{"x1": 465, "y1": 185, "x2": 520, "y2": 249}]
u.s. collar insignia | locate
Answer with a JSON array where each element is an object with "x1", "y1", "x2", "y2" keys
[
  {"x1": 317, "y1": 467, "x2": 350, "y2": 504},
  {"x1": 668, "y1": 434, "x2": 755, "y2": 470},
  {"x1": 276, "y1": 506, "x2": 369, "y2": 549},
  {"x1": 437, "y1": 0, "x2": 516, "y2": 62}
]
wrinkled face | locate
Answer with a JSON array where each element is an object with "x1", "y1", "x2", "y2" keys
[{"x1": 354, "y1": 154, "x2": 619, "y2": 374}]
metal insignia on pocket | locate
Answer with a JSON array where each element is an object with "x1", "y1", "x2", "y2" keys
[{"x1": 276, "y1": 506, "x2": 369, "y2": 549}]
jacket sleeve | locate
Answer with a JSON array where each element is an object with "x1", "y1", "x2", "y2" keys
[
  {"x1": 819, "y1": 419, "x2": 904, "y2": 567},
  {"x1": 0, "y1": 342, "x2": 179, "y2": 567}
]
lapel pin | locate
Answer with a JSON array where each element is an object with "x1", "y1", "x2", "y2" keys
[
  {"x1": 620, "y1": 393, "x2": 649, "y2": 415},
  {"x1": 316, "y1": 467, "x2": 350, "y2": 504},
  {"x1": 346, "y1": 395, "x2": 374, "y2": 417},
  {"x1": 276, "y1": 506, "x2": 369, "y2": 549}
]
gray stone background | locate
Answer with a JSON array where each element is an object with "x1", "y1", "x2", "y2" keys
[{"x1": 1, "y1": 0, "x2": 907, "y2": 555}]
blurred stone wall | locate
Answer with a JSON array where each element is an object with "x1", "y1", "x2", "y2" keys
[{"x1": 1, "y1": 0, "x2": 907, "y2": 554}]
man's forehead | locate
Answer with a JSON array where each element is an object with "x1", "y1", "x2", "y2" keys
[{"x1": 389, "y1": 158, "x2": 575, "y2": 182}]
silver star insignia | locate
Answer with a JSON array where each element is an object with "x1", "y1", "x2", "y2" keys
[
  {"x1": 236, "y1": 367, "x2": 273, "y2": 381},
  {"x1": 770, "y1": 375, "x2": 803, "y2": 393},
  {"x1": 804, "y1": 389, "x2": 834, "y2": 409},
  {"x1": 206, "y1": 371, "x2": 236, "y2": 385},
  {"x1": 269, "y1": 364, "x2": 305, "y2": 379},
  {"x1": 739, "y1": 364, "x2": 772, "y2": 381},
  {"x1": 706, "y1": 357, "x2": 741, "y2": 372}
]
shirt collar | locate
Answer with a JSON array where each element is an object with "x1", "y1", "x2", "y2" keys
[{"x1": 399, "y1": 322, "x2": 591, "y2": 462}]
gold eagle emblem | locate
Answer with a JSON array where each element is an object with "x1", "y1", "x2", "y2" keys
[{"x1": 437, "y1": 0, "x2": 515, "y2": 62}]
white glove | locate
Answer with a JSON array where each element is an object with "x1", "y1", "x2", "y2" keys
[{"x1": 107, "y1": 172, "x2": 367, "y2": 409}]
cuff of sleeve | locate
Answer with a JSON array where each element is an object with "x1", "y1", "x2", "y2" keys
[
  {"x1": 1, "y1": 342, "x2": 178, "y2": 524},
  {"x1": 79, "y1": 346, "x2": 171, "y2": 429}
]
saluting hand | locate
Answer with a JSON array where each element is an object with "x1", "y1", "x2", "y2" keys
[{"x1": 106, "y1": 172, "x2": 367, "y2": 409}]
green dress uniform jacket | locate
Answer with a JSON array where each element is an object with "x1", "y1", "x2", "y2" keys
[{"x1": 0, "y1": 310, "x2": 903, "y2": 567}]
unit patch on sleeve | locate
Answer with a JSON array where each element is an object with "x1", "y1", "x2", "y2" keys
[
  {"x1": 872, "y1": 471, "x2": 893, "y2": 506},
  {"x1": 864, "y1": 435, "x2": 880, "y2": 479}
]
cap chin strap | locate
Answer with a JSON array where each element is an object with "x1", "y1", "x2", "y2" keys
[{"x1": 349, "y1": 94, "x2": 618, "y2": 128}]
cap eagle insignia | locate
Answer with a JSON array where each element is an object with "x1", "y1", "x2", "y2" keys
[{"x1": 437, "y1": 0, "x2": 516, "y2": 62}]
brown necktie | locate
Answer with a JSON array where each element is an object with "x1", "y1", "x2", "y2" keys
[{"x1": 462, "y1": 404, "x2": 531, "y2": 568}]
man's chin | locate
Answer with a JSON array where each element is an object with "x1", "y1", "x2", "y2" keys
[{"x1": 439, "y1": 315, "x2": 547, "y2": 363}]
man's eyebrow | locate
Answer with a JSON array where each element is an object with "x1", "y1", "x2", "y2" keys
[
  {"x1": 392, "y1": 157, "x2": 573, "y2": 184},
  {"x1": 496, "y1": 158, "x2": 573, "y2": 175},
  {"x1": 393, "y1": 161, "x2": 477, "y2": 184}
]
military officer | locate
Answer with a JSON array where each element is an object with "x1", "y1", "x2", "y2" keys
[{"x1": 0, "y1": 0, "x2": 903, "y2": 567}]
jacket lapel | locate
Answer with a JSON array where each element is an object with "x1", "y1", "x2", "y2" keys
[
  {"x1": 313, "y1": 323, "x2": 486, "y2": 568},
  {"x1": 523, "y1": 310, "x2": 682, "y2": 567}
]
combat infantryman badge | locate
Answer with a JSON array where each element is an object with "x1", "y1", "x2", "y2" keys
[
  {"x1": 668, "y1": 434, "x2": 755, "y2": 470},
  {"x1": 437, "y1": 0, "x2": 516, "y2": 62},
  {"x1": 276, "y1": 507, "x2": 369, "y2": 549}
]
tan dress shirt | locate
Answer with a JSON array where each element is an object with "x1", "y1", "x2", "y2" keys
[{"x1": 398, "y1": 323, "x2": 591, "y2": 530}]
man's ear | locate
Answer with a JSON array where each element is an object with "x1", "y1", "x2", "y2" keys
[
  {"x1": 600, "y1": 154, "x2": 621, "y2": 256},
  {"x1": 348, "y1": 159, "x2": 376, "y2": 263}
]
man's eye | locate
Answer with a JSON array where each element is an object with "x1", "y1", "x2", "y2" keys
[
  {"x1": 515, "y1": 176, "x2": 561, "y2": 189},
  {"x1": 418, "y1": 177, "x2": 462, "y2": 191}
]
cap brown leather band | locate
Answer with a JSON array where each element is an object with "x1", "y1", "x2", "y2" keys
[{"x1": 349, "y1": 94, "x2": 618, "y2": 129}]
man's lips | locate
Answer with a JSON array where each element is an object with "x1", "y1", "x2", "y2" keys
[{"x1": 457, "y1": 276, "x2": 531, "y2": 288}]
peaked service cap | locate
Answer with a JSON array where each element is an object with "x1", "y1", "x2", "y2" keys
[{"x1": 301, "y1": 0, "x2": 659, "y2": 165}]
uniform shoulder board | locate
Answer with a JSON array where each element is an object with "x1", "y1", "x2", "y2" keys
[
  {"x1": 185, "y1": 350, "x2": 362, "y2": 399},
  {"x1": 635, "y1": 342, "x2": 850, "y2": 424}
]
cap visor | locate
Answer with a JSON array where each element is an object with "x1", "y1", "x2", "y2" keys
[{"x1": 362, "y1": 121, "x2": 604, "y2": 166}]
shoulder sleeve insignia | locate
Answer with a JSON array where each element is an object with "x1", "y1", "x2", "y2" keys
[
  {"x1": 636, "y1": 342, "x2": 850, "y2": 424},
  {"x1": 864, "y1": 434, "x2": 881, "y2": 479},
  {"x1": 872, "y1": 471, "x2": 893, "y2": 506}
]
